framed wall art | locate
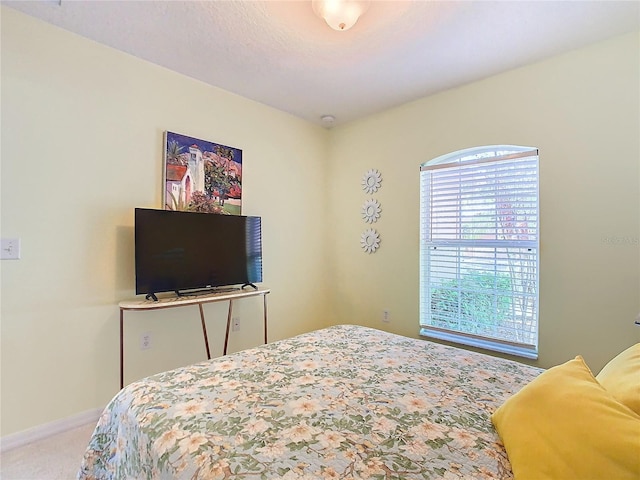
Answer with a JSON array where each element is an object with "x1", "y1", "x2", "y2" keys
[{"x1": 164, "y1": 131, "x2": 243, "y2": 215}]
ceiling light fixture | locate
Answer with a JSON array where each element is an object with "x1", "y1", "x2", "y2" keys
[{"x1": 312, "y1": 0, "x2": 370, "y2": 31}]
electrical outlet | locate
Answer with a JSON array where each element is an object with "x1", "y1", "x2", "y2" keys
[
  {"x1": 382, "y1": 309, "x2": 391, "y2": 323},
  {"x1": 140, "y1": 332, "x2": 152, "y2": 350},
  {"x1": 232, "y1": 317, "x2": 240, "y2": 332},
  {"x1": 1, "y1": 238, "x2": 21, "y2": 260}
]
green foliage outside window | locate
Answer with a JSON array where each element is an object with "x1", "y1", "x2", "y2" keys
[{"x1": 430, "y1": 272, "x2": 512, "y2": 334}]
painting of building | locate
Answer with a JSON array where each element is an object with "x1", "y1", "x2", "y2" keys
[{"x1": 164, "y1": 131, "x2": 242, "y2": 215}]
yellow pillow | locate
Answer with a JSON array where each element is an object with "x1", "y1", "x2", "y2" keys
[
  {"x1": 492, "y1": 356, "x2": 640, "y2": 480},
  {"x1": 596, "y1": 343, "x2": 640, "y2": 416}
]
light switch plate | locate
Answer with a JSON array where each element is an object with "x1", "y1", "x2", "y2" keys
[{"x1": 1, "y1": 238, "x2": 21, "y2": 260}]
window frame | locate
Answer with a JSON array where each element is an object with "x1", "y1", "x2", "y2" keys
[{"x1": 419, "y1": 146, "x2": 539, "y2": 359}]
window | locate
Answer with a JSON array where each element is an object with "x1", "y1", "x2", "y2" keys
[{"x1": 419, "y1": 146, "x2": 539, "y2": 359}]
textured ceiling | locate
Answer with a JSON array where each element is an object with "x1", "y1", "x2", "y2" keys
[{"x1": 4, "y1": 1, "x2": 639, "y2": 127}]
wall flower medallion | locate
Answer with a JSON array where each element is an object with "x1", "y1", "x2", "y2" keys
[
  {"x1": 362, "y1": 199, "x2": 382, "y2": 223},
  {"x1": 361, "y1": 169, "x2": 382, "y2": 194},
  {"x1": 361, "y1": 228, "x2": 380, "y2": 254}
]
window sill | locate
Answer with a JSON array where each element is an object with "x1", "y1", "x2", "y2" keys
[{"x1": 420, "y1": 327, "x2": 538, "y2": 360}]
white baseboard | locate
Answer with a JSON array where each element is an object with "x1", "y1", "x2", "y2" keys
[{"x1": 0, "y1": 408, "x2": 102, "y2": 453}]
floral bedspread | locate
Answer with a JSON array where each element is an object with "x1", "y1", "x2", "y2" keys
[{"x1": 78, "y1": 325, "x2": 542, "y2": 479}]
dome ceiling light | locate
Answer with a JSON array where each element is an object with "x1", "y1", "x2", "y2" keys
[{"x1": 311, "y1": 0, "x2": 370, "y2": 31}]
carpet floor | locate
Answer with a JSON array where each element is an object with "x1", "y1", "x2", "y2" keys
[{"x1": 0, "y1": 423, "x2": 95, "y2": 480}]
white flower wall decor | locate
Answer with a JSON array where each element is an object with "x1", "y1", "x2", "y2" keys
[
  {"x1": 360, "y1": 169, "x2": 382, "y2": 253},
  {"x1": 360, "y1": 228, "x2": 381, "y2": 254},
  {"x1": 361, "y1": 169, "x2": 382, "y2": 194},
  {"x1": 362, "y1": 199, "x2": 381, "y2": 223}
]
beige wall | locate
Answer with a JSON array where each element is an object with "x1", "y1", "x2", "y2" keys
[
  {"x1": 326, "y1": 30, "x2": 640, "y2": 371},
  {"x1": 1, "y1": 6, "x2": 639, "y2": 437},
  {"x1": 0, "y1": 8, "x2": 331, "y2": 436}
]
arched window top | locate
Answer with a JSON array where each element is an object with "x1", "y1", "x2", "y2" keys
[{"x1": 421, "y1": 145, "x2": 537, "y2": 169}]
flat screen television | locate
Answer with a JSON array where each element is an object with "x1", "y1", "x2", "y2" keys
[{"x1": 134, "y1": 208, "x2": 262, "y2": 300}]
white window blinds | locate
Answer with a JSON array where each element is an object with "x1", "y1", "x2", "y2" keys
[{"x1": 420, "y1": 147, "x2": 539, "y2": 358}]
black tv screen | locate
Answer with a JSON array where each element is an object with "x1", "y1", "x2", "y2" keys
[{"x1": 134, "y1": 208, "x2": 262, "y2": 298}]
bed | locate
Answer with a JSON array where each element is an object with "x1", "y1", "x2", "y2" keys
[{"x1": 77, "y1": 324, "x2": 543, "y2": 479}]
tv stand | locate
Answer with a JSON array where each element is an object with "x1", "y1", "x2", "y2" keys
[
  {"x1": 241, "y1": 283, "x2": 258, "y2": 290},
  {"x1": 119, "y1": 288, "x2": 270, "y2": 389},
  {"x1": 145, "y1": 293, "x2": 158, "y2": 302}
]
